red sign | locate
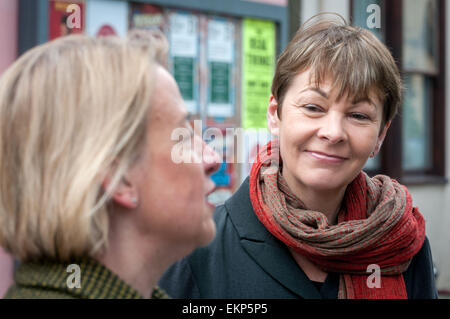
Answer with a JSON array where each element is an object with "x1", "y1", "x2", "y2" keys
[{"x1": 49, "y1": 0, "x2": 84, "y2": 40}]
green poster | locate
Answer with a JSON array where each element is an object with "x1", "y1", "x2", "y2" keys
[
  {"x1": 210, "y1": 61, "x2": 230, "y2": 104},
  {"x1": 173, "y1": 56, "x2": 194, "y2": 101},
  {"x1": 207, "y1": 18, "x2": 235, "y2": 118},
  {"x1": 169, "y1": 12, "x2": 198, "y2": 114},
  {"x1": 242, "y1": 18, "x2": 275, "y2": 129}
]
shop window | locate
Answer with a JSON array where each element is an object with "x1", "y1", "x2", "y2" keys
[{"x1": 351, "y1": 0, "x2": 446, "y2": 184}]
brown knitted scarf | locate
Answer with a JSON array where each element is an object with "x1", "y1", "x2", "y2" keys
[{"x1": 249, "y1": 140, "x2": 426, "y2": 299}]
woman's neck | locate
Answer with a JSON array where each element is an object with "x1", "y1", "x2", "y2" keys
[
  {"x1": 95, "y1": 235, "x2": 165, "y2": 298},
  {"x1": 95, "y1": 214, "x2": 173, "y2": 298}
]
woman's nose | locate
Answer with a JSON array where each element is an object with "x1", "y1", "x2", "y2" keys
[{"x1": 317, "y1": 113, "x2": 347, "y2": 144}]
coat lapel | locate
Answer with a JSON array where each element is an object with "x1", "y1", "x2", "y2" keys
[{"x1": 225, "y1": 178, "x2": 322, "y2": 299}]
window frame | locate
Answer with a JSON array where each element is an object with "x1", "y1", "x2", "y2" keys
[{"x1": 351, "y1": 0, "x2": 447, "y2": 185}]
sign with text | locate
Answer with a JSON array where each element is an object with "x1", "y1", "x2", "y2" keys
[
  {"x1": 242, "y1": 18, "x2": 275, "y2": 129},
  {"x1": 169, "y1": 11, "x2": 199, "y2": 114},
  {"x1": 129, "y1": 3, "x2": 165, "y2": 31},
  {"x1": 207, "y1": 18, "x2": 235, "y2": 118}
]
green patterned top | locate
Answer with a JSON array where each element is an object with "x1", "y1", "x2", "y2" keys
[{"x1": 4, "y1": 257, "x2": 170, "y2": 299}]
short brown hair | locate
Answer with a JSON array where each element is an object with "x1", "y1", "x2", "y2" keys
[{"x1": 271, "y1": 13, "x2": 402, "y2": 129}]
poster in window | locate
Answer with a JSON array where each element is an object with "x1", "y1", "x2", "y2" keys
[
  {"x1": 206, "y1": 18, "x2": 235, "y2": 118},
  {"x1": 242, "y1": 18, "x2": 275, "y2": 129},
  {"x1": 129, "y1": 3, "x2": 165, "y2": 31},
  {"x1": 168, "y1": 11, "x2": 200, "y2": 114},
  {"x1": 204, "y1": 123, "x2": 237, "y2": 205},
  {"x1": 86, "y1": 0, "x2": 128, "y2": 37},
  {"x1": 49, "y1": 0, "x2": 85, "y2": 40}
]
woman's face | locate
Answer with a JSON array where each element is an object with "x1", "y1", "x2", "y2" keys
[
  {"x1": 267, "y1": 69, "x2": 390, "y2": 193},
  {"x1": 127, "y1": 66, "x2": 220, "y2": 251}
]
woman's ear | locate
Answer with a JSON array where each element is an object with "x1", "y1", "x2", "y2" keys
[
  {"x1": 371, "y1": 120, "x2": 391, "y2": 157},
  {"x1": 101, "y1": 173, "x2": 139, "y2": 209},
  {"x1": 267, "y1": 95, "x2": 280, "y2": 136}
]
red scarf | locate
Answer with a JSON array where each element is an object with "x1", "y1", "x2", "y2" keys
[{"x1": 249, "y1": 140, "x2": 426, "y2": 299}]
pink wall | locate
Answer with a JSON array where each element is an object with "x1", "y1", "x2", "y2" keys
[
  {"x1": 0, "y1": 0, "x2": 17, "y2": 298},
  {"x1": 0, "y1": 248, "x2": 13, "y2": 297},
  {"x1": 0, "y1": 0, "x2": 18, "y2": 74}
]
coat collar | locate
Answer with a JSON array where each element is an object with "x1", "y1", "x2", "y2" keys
[
  {"x1": 13, "y1": 257, "x2": 169, "y2": 299},
  {"x1": 224, "y1": 177, "x2": 326, "y2": 299}
]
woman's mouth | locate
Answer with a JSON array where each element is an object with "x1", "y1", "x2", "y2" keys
[
  {"x1": 205, "y1": 187, "x2": 217, "y2": 210},
  {"x1": 305, "y1": 150, "x2": 348, "y2": 164}
]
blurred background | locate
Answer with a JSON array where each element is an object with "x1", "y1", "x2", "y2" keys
[{"x1": 0, "y1": 0, "x2": 449, "y2": 298}]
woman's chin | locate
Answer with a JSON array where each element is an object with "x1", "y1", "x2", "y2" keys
[
  {"x1": 299, "y1": 174, "x2": 345, "y2": 192},
  {"x1": 198, "y1": 220, "x2": 216, "y2": 247}
]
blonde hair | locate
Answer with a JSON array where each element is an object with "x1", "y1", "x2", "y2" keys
[
  {"x1": 272, "y1": 13, "x2": 402, "y2": 129},
  {"x1": 0, "y1": 30, "x2": 168, "y2": 262}
]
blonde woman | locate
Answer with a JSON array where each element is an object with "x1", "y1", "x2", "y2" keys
[
  {"x1": 0, "y1": 31, "x2": 219, "y2": 299},
  {"x1": 159, "y1": 15, "x2": 438, "y2": 299}
]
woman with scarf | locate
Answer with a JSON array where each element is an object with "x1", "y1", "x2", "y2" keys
[{"x1": 159, "y1": 15, "x2": 438, "y2": 299}]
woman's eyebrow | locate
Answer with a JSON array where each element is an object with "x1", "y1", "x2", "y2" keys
[
  {"x1": 299, "y1": 87, "x2": 328, "y2": 98},
  {"x1": 298, "y1": 88, "x2": 378, "y2": 111},
  {"x1": 352, "y1": 97, "x2": 377, "y2": 109}
]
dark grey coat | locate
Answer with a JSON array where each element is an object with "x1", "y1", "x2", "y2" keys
[{"x1": 159, "y1": 177, "x2": 438, "y2": 299}]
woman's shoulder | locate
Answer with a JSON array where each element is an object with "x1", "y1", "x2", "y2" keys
[
  {"x1": 6, "y1": 258, "x2": 144, "y2": 299},
  {"x1": 403, "y1": 236, "x2": 439, "y2": 299},
  {"x1": 4, "y1": 284, "x2": 75, "y2": 299}
]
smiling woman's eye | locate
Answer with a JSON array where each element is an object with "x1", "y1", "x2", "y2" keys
[
  {"x1": 350, "y1": 113, "x2": 370, "y2": 121},
  {"x1": 302, "y1": 104, "x2": 322, "y2": 112}
]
